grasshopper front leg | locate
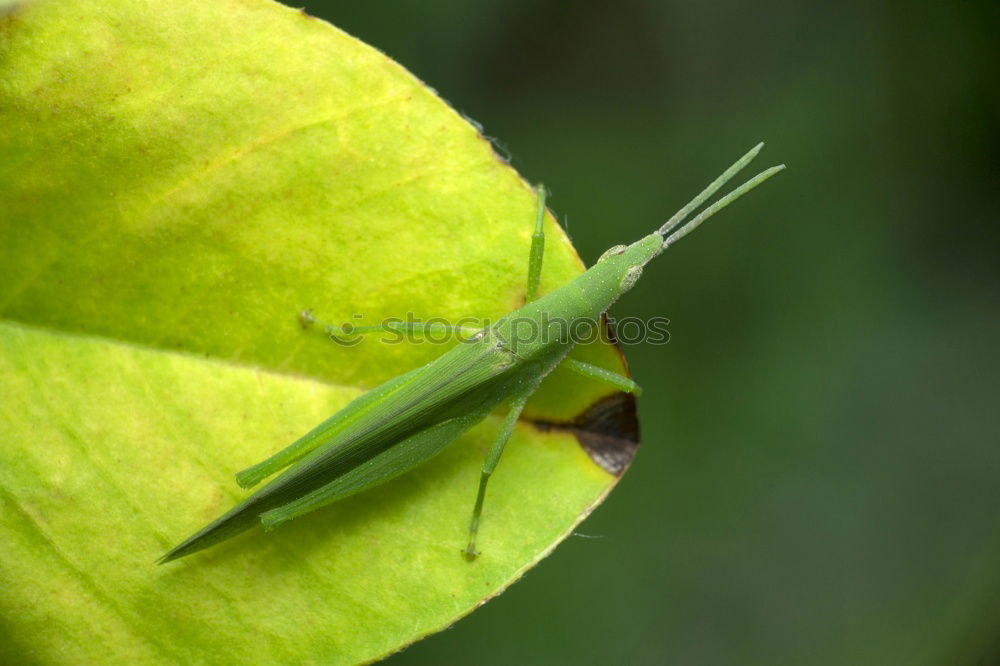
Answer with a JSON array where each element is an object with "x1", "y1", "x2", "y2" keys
[
  {"x1": 525, "y1": 183, "x2": 547, "y2": 303},
  {"x1": 560, "y1": 357, "x2": 643, "y2": 396}
]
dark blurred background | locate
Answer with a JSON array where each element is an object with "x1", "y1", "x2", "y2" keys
[{"x1": 303, "y1": 1, "x2": 999, "y2": 664}]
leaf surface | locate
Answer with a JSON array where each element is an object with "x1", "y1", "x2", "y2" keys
[{"x1": 0, "y1": 1, "x2": 636, "y2": 663}]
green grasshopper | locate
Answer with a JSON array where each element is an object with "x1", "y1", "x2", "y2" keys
[{"x1": 159, "y1": 143, "x2": 783, "y2": 563}]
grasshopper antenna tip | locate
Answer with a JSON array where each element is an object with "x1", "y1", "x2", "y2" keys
[
  {"x1": 663, "y1": 162, "x2": 786, "y2": 247},
  {"x1": 659, "y1": 142, "x2": 767, "y2": 237}
]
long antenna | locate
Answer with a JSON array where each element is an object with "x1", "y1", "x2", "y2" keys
[
  {"x1": 659, "y1": 142, "x2": 765, "y2": 236},
  {"x1": 663, "y1": 164, "x2": 785, "y2": 247}
]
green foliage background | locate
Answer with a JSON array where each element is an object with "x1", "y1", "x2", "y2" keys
[{"x1": 300, "y1": 1, "x2": 1000, "y2": 664}]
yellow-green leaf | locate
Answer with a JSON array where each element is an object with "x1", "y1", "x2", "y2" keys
[{"x1": 0, "y1": 0, "x2": 637, "y2": 663}]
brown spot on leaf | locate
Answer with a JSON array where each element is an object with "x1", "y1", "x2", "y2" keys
[{"x1": 530, "y1": 392, "x2": 639, "y2": 476}]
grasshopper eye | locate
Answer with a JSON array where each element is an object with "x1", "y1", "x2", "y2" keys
[
  {"x1": 619, "y1": 265, "x2": 643, "y2": 293},
  {"x1": 598, "y1": 245, "x2": 627, "y2": 263}
]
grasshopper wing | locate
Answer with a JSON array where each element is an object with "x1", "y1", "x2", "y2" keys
[{"x1": 159, "y1": 335, "x2": 524, "y2": 562}]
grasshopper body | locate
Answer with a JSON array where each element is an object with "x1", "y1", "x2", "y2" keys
[{"x1": 160, "y1": 144, "x2": 783, "y2": 562}]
